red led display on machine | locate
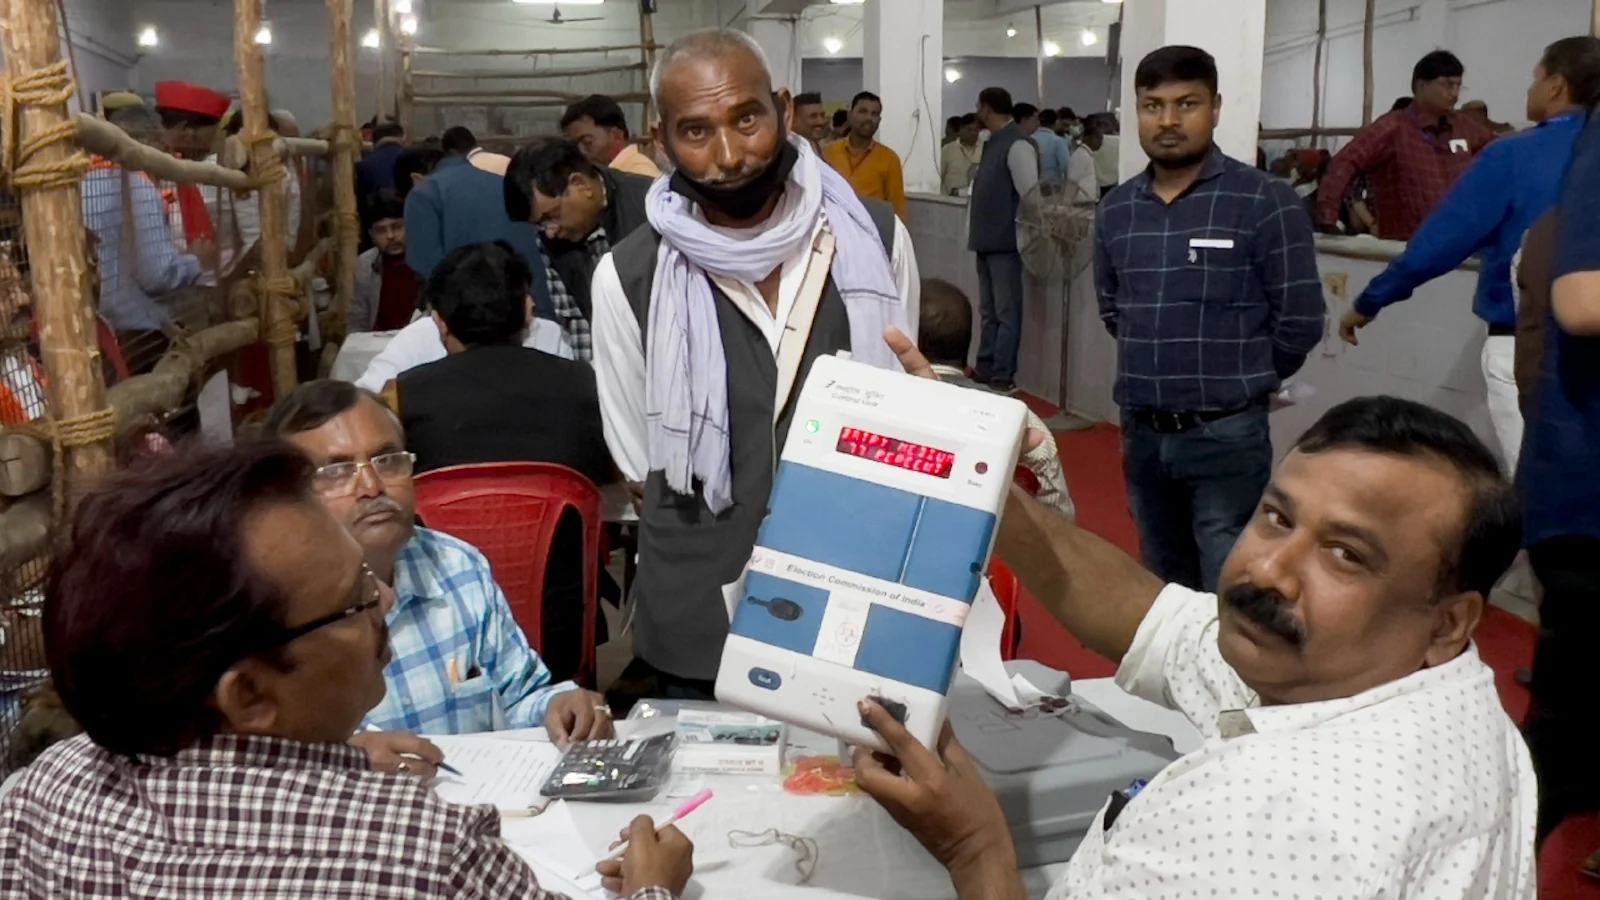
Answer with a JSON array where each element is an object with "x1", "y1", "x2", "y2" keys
[{"x1": 835, "y1": 427, "x2": 955, "y2": 479}]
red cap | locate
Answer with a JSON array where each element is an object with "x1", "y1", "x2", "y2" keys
[{"x1": 154, "y1": 81, "x2": 231, "y2": 119}]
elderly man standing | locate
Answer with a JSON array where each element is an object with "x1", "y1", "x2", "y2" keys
[
  {"x1": 591, "y1": 27, "x2": 920, "y2": 701},
  {"x1": 854, "y1": 347, "x2": 1535, "y2": 896},
  {"x1": 0, "y1": 441, "x2": 693, "y2": 898},
  {"x1": 266, "y1": 380, "x2": 613, "y2": 736}
]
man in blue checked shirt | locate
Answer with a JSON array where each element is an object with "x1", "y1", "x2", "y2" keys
[
  {"x1": 267, "y1": 379, "x2": 614, "y2": 752},
  {"x1": 1095, "y1": 46, "x2": 1324, "y2": 592},
  {"x1": 1341, "y1": 37, "x2": 1600, "y2": 472}
]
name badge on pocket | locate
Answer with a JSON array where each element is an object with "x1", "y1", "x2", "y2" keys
[
  {"x1": 1449, "y1": 138, "x2": 1469, "y2": 154},
  {"x1": 1189, "y1": 238, "x2": 1235, "y2": 250}
]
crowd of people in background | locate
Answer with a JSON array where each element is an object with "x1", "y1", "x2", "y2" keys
[{"x1": 3, "y1": 16, "x2": 1600, "y2": 899}]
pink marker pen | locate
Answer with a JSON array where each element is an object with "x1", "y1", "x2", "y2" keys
[{"x1": 604, "y1": 789, "x2": 714, "y2": 861}]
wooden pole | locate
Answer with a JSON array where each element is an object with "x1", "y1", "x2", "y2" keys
[
  {"x1": 376, "y1": 0, "x2": 394, "y2": 120},
  {"x1": 412, "y1": 92, "x2": 651, "y2": 106},
  {"x1": 235, "y1": 0, "x2": 298, "y2": 401},
  {"x1": 328, "y1": 0, "x2": 360, "y2": 344},
  {"x1": 399, "y1": 46, "x2": 414, "y2": 136},
  {"x1": 1361, "y1": 0, "x2": 1376, "y2": 125},
  {"x1": 412, "y1": 43, "x2": 652, "y2": 57},
  {"x1": 1, "y1": 0, "x2": 114, "y2": 495},
  {"x1": 639, "y1": 4, "x2": 657, "y2": 131},
  {"x1": 1312, "y1": 0, "x2": 1327, "y2": 139},
  {"x1": 1035, "y1": 4, "x2": 1046, "y2": 105},
  {"x1": 1592, "y1": 0, "x2": 1599, "y2": 36},
  {"x1": 413, "y1": 63, "x2": 646, "y2": 80}
]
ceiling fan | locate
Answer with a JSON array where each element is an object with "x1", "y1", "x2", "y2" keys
[{"x1": 545, "y1": 4, "x2": 605, "y2": 24}]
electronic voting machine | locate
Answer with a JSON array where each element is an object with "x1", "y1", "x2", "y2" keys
[{"x1": 715, "y1": 354, "x2": 1028, "y2": 752}]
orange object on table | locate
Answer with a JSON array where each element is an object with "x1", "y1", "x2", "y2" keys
[{"x1": 783, "y1": 756, "x2": 860, "y2": 796}]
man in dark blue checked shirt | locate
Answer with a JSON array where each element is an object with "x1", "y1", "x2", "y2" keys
[{"x1": 1095, "y1": 46, "x2": 1324, "y2": 592}]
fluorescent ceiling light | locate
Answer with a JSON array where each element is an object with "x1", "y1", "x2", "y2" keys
[
  {"x1": 510, "y1": 0, "x2": 604, "y2": 4},
  {"x1": 1080, "y1": 29, "x2": 1098, "y2": 46},
  {"x1": 400, "y1": 15, "x2": 418, "y2": 35},
  {"x1": 829, "y1": 0, "x2": 865, "y2": 4},
  {"x1": 1102, "y1": 0, "x2": 1123, "y2": 4},
  {"x1": 361, "y1": 28, "x2": 381, "y2": 48},
  {"x1": 944, "y1": 67, "x2": 962, "y2": 83},
  {"x1": 137, "y1": 26, "x2": 159, "y2": 48},
  {"x1": 255, "y1": 24, "x2": 272, "y2": 45},
  {"x1": 823, "y1": 36, "x2": 843, "y2": 54},
  {"x1": 1042, "y1": 39, "x2": 1061, "y2": 57}
]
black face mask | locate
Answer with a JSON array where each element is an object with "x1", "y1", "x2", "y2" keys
[{"x1": 669, "y1": 127, "x2": 799, "y2": 222}]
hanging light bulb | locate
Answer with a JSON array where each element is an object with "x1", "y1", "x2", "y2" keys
[
  {"x1": 361, "y1": 28, "x2": 381, "y2": 49},
  {"x1": 944, "y1": 67, "x2": 962, "y2": 83},
  {"x1": 1080, "y1": 29, "x2": 1099, "y2": 47},
  {"x1": 1042, "y1": 39, "x2": 1061, "y2": 57},
  {"x1": 1006, "y1": 23, "x2": 1017, "y2": 38},
  {"x1": 255, "y1": 24, "x2": 273, "y2": 45},
  {"x1": 394, "y1": 0, "x2": 413, "y2": 13},
  {"x1": 137, "y1": 26, "x2": 159, "y2": 48},
  {"x1": 823, "y1": 36, "x2": 843, "y2": 55},
  {"x1": 400, "y1": 15, "x2": 418, "y2": 36}
]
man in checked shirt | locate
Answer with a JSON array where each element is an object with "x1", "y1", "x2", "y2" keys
[
  {"x1": 0, "y1": 441, "x2": 693, "y2": 899},
  {"x1": 1095, "y1": 45, "x2": 1325, "y2": 592},
  {"x1": 1316, "y1": 50, "x2": 1496, "y2": 240}
]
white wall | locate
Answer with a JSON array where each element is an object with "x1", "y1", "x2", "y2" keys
[
  {"x1": 130, "y1": 0, "x2": 383, "y2": 128},
  {"x1": 1262, "y1": 0, "x2": 1594, "y2": 137},
  {"x1": 0, "y1": 0, "x2": 135, "y2": 110}
]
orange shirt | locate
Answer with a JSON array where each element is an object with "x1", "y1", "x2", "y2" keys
[{"x1": 822, "y1": 140, "x2": 906, "y2": 219}]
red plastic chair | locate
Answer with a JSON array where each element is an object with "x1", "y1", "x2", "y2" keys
[{"x1": 412, "y1": 462, "x2": 603, "y2": 688}]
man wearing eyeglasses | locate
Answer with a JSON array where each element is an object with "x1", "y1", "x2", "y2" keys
[
  {"x1": 0, "y1": 441, "x2": 693, "y2": 899},
  {"x1": 266, "y1": 379, "x2": 614, "y2": 749}
]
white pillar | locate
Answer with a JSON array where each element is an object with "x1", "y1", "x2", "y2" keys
[
  {"x1": 746, "y1": 1, "x2": 802, "y2": 94},
  {"x1": 1116, "y1": 0, "x2": 1266, "y2": 182},
  {"x1": 864, "y1": 0, "x2": 942, "y2": 195}
]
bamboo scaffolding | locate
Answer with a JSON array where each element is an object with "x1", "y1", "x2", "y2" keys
[
  {"x1": 399, "y1": 47, "x2": 414, "y2": 137},
  {"x1": 1, "y1": 0, "x2": 114, "y2": 496},
  {"x1": 1361, "y1": 0, "x2": 1376, "y2": 125},
  {"x1": 411, "y1": 43, "x2": 651, "y2": 57},
  {"x1": 414, "y1": 63, "x2": 646, "y2": 80},
  {"x1": 105, "y1": 319, "x2": 260, "y2": 430},
  {"x1": 74, "y1": 116, "x2": 328, "y2": 191},
  {"x1": 640, "y1": 4, "x2": 657, "y2": 128},
  {"x1": 327, "y1": 0, "x2": 360, "y2": 344},
  {"x1": 412, "y1": 91, "x2": 651, "y2": 105},
  {"x1": 1311, "y1": 0, "x2": 1327, "y2": 135},
  {"x1": 235, "y1": 0, "x2": 298, "y2": 401}
]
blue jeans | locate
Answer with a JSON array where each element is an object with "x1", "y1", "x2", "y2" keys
[
  {"x1": 975, "y1": 251, "x2": 1024, "y2": 382},
  {"x1": 1121, "y1": 407, "x2": 1272, "y2": 592}
]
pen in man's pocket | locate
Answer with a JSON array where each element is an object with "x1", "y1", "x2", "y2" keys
[{"x1": 362, "y1": 723, "x2": 462, "y2": 776}]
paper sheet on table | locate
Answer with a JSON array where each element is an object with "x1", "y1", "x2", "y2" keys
[
  {"x1": 959, "y1": 579, "x2": 1049, "y2": 709},
  {"x1": 502, "y1": 799, "x2": 605, "y2": 897},
  {"x1": 428, "y1": 734, "x2": 562, "y2": 811}
]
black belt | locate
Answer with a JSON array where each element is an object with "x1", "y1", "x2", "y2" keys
[
  {"x1": 1132, "y1": 403, "x2": 1259, "y2": 434},
  {"x1": 1488, "y1": 323, "x2": 1515, "y2": 337}
]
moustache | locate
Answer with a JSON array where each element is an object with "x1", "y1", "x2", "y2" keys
[
  {"x1": 697, "y1": 165, "x2": 763, "y2": 186},
  {"x1": 354, "y1": 496, "x2": 403, "y2": 523},
  {"x1": 1222, "y1": 583, "x2": 1305, "y2": 648}
]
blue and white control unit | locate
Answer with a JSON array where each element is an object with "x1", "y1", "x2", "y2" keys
[{"x1": 715, "y1": 354, "x2": 1028, "y2": 752}]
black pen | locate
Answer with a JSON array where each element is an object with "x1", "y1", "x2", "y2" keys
[{"x1": 362, "y1": 724, "x2": 463, "y2": 776}]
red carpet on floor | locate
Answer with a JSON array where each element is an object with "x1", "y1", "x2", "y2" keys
[{"x1": 1012, "y1": 404, "x2": 1597, "y2": 897}]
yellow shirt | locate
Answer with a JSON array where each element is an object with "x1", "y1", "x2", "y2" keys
[
  {"x1": 610, "y1": 143, "x2": 662, "y2": 179},
  {"x1": 822, "y1": 140, "x2": 907, "y2": 219}
]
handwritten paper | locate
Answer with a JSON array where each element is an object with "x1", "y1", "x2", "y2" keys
[{"x1": 428, "y1": 734, "x2": 563, "y2": 811}]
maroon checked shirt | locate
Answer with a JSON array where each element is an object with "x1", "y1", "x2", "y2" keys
[
  {"x1": 0, "y1": 733, "x2": 676, "y2": 900},
  {"x1": 1316, "y1": 106, "x2": 1496, "y2": 241}
]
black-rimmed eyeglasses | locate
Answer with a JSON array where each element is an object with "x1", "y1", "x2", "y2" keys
[{"x1": 264, "y1": 564, "x2": 384, "y2": 649}]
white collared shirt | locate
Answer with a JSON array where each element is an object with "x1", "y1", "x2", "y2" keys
[
  {"x1": 589, "y1": 187, "x2": 920, "y2": 482},
  {"x1": 353, "y1": 315, "x2": 573, "y2": 393},
  {"x1": 1051, "y1": 584, "x2": 1537, "y2": 899}
]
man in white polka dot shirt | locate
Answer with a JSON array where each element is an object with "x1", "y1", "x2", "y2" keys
[{"x1": 860, "y1": 333, "x2": 1537, "y2": 900}]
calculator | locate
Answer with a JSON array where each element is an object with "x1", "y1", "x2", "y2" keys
[{"x1": 538, "y1": 733, "x2": 679, "y2": 802}]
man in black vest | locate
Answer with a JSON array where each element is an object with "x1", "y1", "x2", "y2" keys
[
  {"x1": 590, "y1": 27, "x2": 921, "y2": 702},
  {"x1": 504, "y1": 138, "x2": 653, "y2": 362},
  {"x1": 969, "y1": 86, "x2": 1039, "y2": 395}
]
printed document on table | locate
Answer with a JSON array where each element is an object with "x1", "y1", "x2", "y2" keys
[
  {"x1": 427, "y1": 734, "x2": 562, "y2": 811},
  {"x1": 503, "y1": 800, "x2": 606, "y2": 897}
]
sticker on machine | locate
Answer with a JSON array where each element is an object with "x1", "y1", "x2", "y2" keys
[{"x1": 745, "y1": 547, "x2": 973, "y2": 628}]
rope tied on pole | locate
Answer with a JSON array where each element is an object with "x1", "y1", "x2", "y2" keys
[
  {"x1": 259, "y1": 273, "x2": 304, "y2": 348},
  {"x1": 0, "y1": 60, "x2": 88, "y2": 191}
]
